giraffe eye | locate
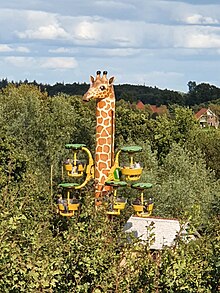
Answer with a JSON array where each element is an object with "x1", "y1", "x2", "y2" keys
[{"x1": 100, "y1": 85, "x2": 106, "y2": 91}]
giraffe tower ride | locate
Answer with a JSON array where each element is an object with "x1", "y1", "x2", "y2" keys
[{"x1": 83, "y1": 71, "x2": 115, "y2": 199}]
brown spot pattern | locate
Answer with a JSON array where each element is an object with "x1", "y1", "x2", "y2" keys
[{"x1": 83, "y1": 73, "x2": 116, "y2": 197}]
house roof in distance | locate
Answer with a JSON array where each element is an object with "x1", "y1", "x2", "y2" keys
[
  {"x1": 136, "y1": 100, "x2": 145, "y2": 110},
  {"x1": 195, "y1": 108, "x2": 208, "y2": 119},
  {"x1": 195, "y1": 108, "x2": 217, "y2": 119},
  {"x1": 149, "y1": 105, "x2": 160, "y2": 113},
  {"x1": 149, "y1": 105, "x2": 168, "y2": 115}
]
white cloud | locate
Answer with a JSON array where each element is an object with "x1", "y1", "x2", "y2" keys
[
  {"x1": 94, "y1": 0, "x2": 136, "y2": 10},
  {"x1": 0, "y1": 45, "x2": 30, "y2": 53},
  {"x1": 5, "y1": 56, "x2": 35, "y2": 67},
  {"x1": 1, "y1": 1, "x2": 220, "y2": 91},
  {"x1": 173, "y1": 25, "x2": 220, "y2": 48},
  {"x1": 185, "y1": 14, "x2": 219, "y2": 24},
  {"x1": 41, "y1": 57, "x2": 78, "y2": 69},
  {"x1": 17, "y1": 24, "x2": 69, "y2": 40},
  {"x1": 16, "y1": 46, "x2": 30, "y2": 53},
  {"x1": 0, "y1": 44, "x2": 13, "y2": 52},
  {"x1": 100, "y1": 48, "x2": 143, "y2": 57},
  {"x1": 4, "y1": 56, "x2": 77, "y2": 70},
  {"x1": 185, "y1": 33, "x2": 220, "y2": 48},
  {"x1": 72, "y1": 19, "x2": 147, "y2": 47},
  {"x1": 74, "y1": 21, "x2": 100, "y2": 41},
  {"x1": 25, "y1": 10, "x2": 56, "y2": 24},
  {"x1": 49, "y1": 47, "x2": 75, "y2": 53}
]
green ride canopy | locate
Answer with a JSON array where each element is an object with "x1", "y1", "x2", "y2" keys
[
  {"x1": 58, "y1": 182, "x2": 80, "y2": 188},
  {"x1": 65, "y1": 143, "x2": 86, "y2": 150},
  {"x1": 105, "y1": 181, "x2": 128, "y2": 187},
  {"x1": 120, "y1": 146, "x2": 142, "y2": 153},
  {"x1": 131, "y1": 182, "x2": 153, "y2": 190}
]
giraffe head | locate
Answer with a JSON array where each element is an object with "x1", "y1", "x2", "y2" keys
[{"x1": 83, "y1": 71, "x2": 115, "y2": 102}]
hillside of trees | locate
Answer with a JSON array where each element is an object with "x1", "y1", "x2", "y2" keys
[
  {"x1": 0, "y1": 83, "x2": 219, "y2": 292},
  {"x1": 1, "y1": 78, "x2": 220, "y2": 109}
]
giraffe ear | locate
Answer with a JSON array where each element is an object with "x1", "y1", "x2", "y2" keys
[
  {"x1": 108, "y1": 76, "x2": 115, "y2": 85},
  {"x1": 90, "y1": 75, "x2": 95, "y2": 84}
]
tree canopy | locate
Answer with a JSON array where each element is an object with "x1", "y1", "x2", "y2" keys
[
  {"x1": 0, "y1": 83, "x2": 219, "y2": 292},
  {"x1": 1, "y1": 78, "x2": 220, "y2": 107}
]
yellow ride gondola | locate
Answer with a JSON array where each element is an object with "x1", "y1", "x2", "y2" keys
[
  {"x1": 63, "y1": 143, "x2": 94, "y2": 189},
  {"x1": 64, "y1": 144, "x2": 86, "y2": 178},
  {"x1": 55, "y1": 143, "x2": 95, "y2": 217},
  {"x1": 107, "y1": 145, "x2": 143, "y2": 182},
  {"x1": 131, "y1": 182, "x2": 154, "y2": 218},
  {"x1": 57, "y1": 182, "x2": 81, "y2": 217},
  {"x1": 120, "y1": 146, "x2": 143, "y2": 181},
  {"x1": 105, "y1": 181, "x2": 127, "y2": 216}
]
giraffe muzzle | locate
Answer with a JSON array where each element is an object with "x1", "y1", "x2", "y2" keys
[{"x1": 82, "y1": 95, "x2": 90, "y2": 102}]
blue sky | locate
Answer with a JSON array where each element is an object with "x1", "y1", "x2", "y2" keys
[{"x1": 1, "y1": 0, "x2": 220, "y2": 92}]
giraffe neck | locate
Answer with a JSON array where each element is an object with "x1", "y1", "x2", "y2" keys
[{"x1": 95, "y1": 95, "x2": 115, "y2": 198}]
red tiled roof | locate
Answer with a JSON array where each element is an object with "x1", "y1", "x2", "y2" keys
[
  {"x1": 149, "y1": 105, "x2": 163, "y2": 113},
  {"x1": 136, "y1": 100, "x2": 145, "y2": 110},
  {"x1": 195, "y1": 108, "x2": 208, "y2": 119}
]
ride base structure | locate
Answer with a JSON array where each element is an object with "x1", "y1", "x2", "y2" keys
[{"x1": 56, "y1": 71, "x2": 155, "y2": 218}]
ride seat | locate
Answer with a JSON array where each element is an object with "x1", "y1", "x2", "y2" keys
[
  {"x1": 58, "y1": 204, "x2": 65, "y2": 211},
  {"x1": 121, "y1": 167, "x2": 143, "y2": 181},
  {"x1": 68, "y1": 203, "x2": 80, "y2": 211},
  {"x1": 64, "y1": 164, "x2": 72, "y2": 171},
  {"x1": 133, "y1": 205, "x2": 144, "y2": 212},
  {"x1": 78, "y1": 164, "x2": 85, "y2": 172}
]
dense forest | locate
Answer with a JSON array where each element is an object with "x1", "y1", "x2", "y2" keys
[
  {"x1": 1, "y1": 78, "x2": 220, "y2": 109},
  {"x1": 0, "y1": 83, "x2": 219, "y2": 292}
]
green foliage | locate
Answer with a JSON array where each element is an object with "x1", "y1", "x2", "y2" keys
[
  {"x1": 186, "y1": 82, "x2": 220, "y2": 106},
  {"x1": 2, "y1": 78, "x2": 220, "y2": 107},
  {"x1": 115, "y1": 100, "x2": 151, "y2": 146},
  {"x1": 0, "y1": 84, "x2": 219, "y2": 292},
  {"x1": 0, "y1": 135, "x2": 27, "y2": 190},
  {"x1": 159, "y1": 223, "x2": 220, "y2": 292},
  {"x1": 156, "y1": 144, "x2": 218, "y2": 225},
  {"x1": 187, "y1": 128, "x2": 220, "y2": 179},
  {"x1": 151, "y1": 106, "x2": 198, "y2": 161},
  {"x1": 0, "y1": 84, "x2": 95, "y2": 180}
]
